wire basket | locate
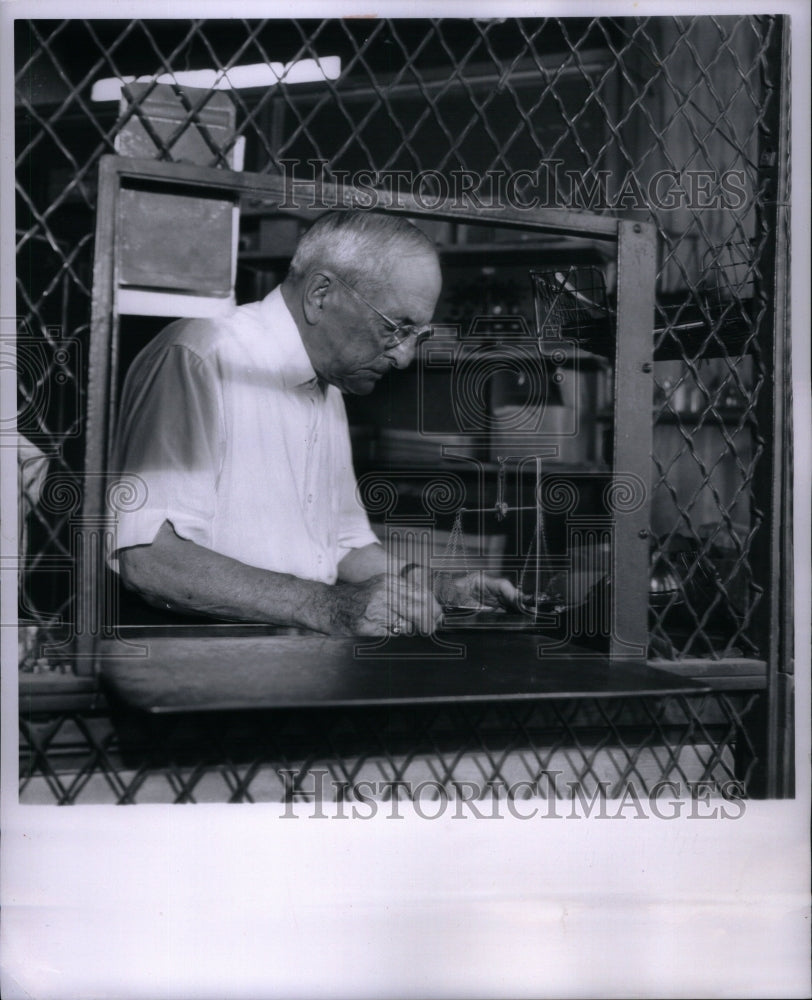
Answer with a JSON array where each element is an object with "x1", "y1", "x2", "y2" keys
[
  {"x1": 700, "y1": 241, "x2": 756, "y2": 333},
  {"x1": 530, "y1": 266, "x2": 612, "y2": 343}
]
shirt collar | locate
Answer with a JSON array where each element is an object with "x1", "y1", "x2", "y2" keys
[{"x1": 258, "y1": 286, "x2": 321, "y2": 390}]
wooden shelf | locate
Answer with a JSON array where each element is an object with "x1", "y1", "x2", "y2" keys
[
  {"x1": 354, "y1": 445, "x2": 610, "y2": 472},
  {"x1": 237, "y1": 238, "x2": 611, "y2": 265},
  {"x1": 437, "y1": 237, "x2": 612, "y2": 261},
  {"x1": 362, "y1": 459, "x2": 610, "y2": 475},
  {"x1": 653, "y1": 409, "x2": 749, "y2": 426},
  {"x1": 594, "y1": 408, "x2": 748, "y2": 426}
]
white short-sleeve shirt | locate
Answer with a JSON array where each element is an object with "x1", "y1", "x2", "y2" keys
[{"x1": 109, "y1": 287, "x2": 378, "y2": 583}]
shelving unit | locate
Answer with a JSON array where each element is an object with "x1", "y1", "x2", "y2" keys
[{"x1": 236, "y1": 212, "x2": 617, "y2": 493}]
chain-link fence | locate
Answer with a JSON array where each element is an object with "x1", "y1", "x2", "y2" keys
[{"x1": 15, "y1": 16, "x2": 790, "y2": 800}]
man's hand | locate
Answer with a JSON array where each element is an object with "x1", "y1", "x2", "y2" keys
[
  {"x1": 329, "y1": 573, "x2": 443, "y2": 636},
  {"x1": 438, "y1": 571, "x2": 523, "y2": 612}
]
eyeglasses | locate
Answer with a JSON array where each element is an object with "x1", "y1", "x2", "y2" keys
[{"x1": 331, "y1": 273, "x2": 432, "y2": 350}]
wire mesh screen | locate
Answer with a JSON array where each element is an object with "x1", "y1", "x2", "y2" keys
[
  {"x1": 20, "y1": 694, "x2": 763, "y2": 805},
  {"x1": 14, "y1": 16, "x2": 788, "y2": 799}
]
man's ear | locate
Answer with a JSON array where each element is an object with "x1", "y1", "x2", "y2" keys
[{"x1": 302, "y1": 271, "x2": 332, "y2": 325}]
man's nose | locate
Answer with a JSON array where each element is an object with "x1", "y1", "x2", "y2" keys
[{"x1": 385, "y1": 337, "x2": 418, "y2": 369}]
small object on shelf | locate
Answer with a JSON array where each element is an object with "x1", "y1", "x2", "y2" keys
[
  {"x1": 669, "y1": 378, "x2": 691, "y2": 412},
  {"x1": 653, "y1": 375, "x2": 673, "y2": 408},
  {"x1": 720, "y1": 380, "x2": 747, "y2": 411},
  {"x1": 649, "y1": 554, "x2": 683, "y2": 608}
]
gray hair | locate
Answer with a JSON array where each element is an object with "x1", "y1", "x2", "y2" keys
[{"x1": 288, "y1": 211, "x2": 437, "y2": 292}]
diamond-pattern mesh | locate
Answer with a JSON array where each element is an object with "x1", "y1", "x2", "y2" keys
[
  {"x1": 14, "y1": 16, "x2": 786, "y2": 800},
  {"x1": 20, "y1": 694, "x2": 762, "y2": 805}
]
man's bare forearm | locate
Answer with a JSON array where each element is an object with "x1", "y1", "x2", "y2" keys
[
  {"x1": 119, "y1": 521, "x2": 347, "y2": 632},
  {"x1": 119, "y1": 521, "x2": 448, "y2": 635}
]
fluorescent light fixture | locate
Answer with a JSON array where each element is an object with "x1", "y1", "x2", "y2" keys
[{"x1": 91, "y1": 56, "x2": 341, "y2": 102}]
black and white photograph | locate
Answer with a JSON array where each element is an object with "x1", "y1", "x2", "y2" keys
[{"x1": 2, "y1": 2, "x2": 810, "y2": 997}]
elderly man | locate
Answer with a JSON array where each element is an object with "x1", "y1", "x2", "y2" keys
[{"x1": 110, "y1": 211, "x2": 519, "y2": 635}]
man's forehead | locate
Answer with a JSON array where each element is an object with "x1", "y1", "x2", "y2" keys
[
  {"x1": 380, "y1": 245, "x2": 442, "y2": 286},
  {"x1": 383, "y1": 254, "x2": 442, "y2": 321}
]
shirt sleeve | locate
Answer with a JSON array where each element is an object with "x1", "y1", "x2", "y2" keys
[
  {"x1": 107, "y1": 342, "x2": 226, "y2": 569},
  {"x1": 335, "y1": 474, "x2": 380, "y2": 563},
  {"x1": 331, "y1": 398, "x2": 379, "y2": 564}
]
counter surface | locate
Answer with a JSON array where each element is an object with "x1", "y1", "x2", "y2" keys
[{"x1": 99, "y1": 632, "x2": 709, "y2": 714}]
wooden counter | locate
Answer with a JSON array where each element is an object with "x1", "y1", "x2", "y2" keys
[{"x1": 99, "y1": 632, "x2": 709, "y2": 714}]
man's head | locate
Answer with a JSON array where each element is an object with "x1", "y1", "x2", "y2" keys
[{"x1": 282, "y1": 211, "x2": 442, "y2": 394}]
